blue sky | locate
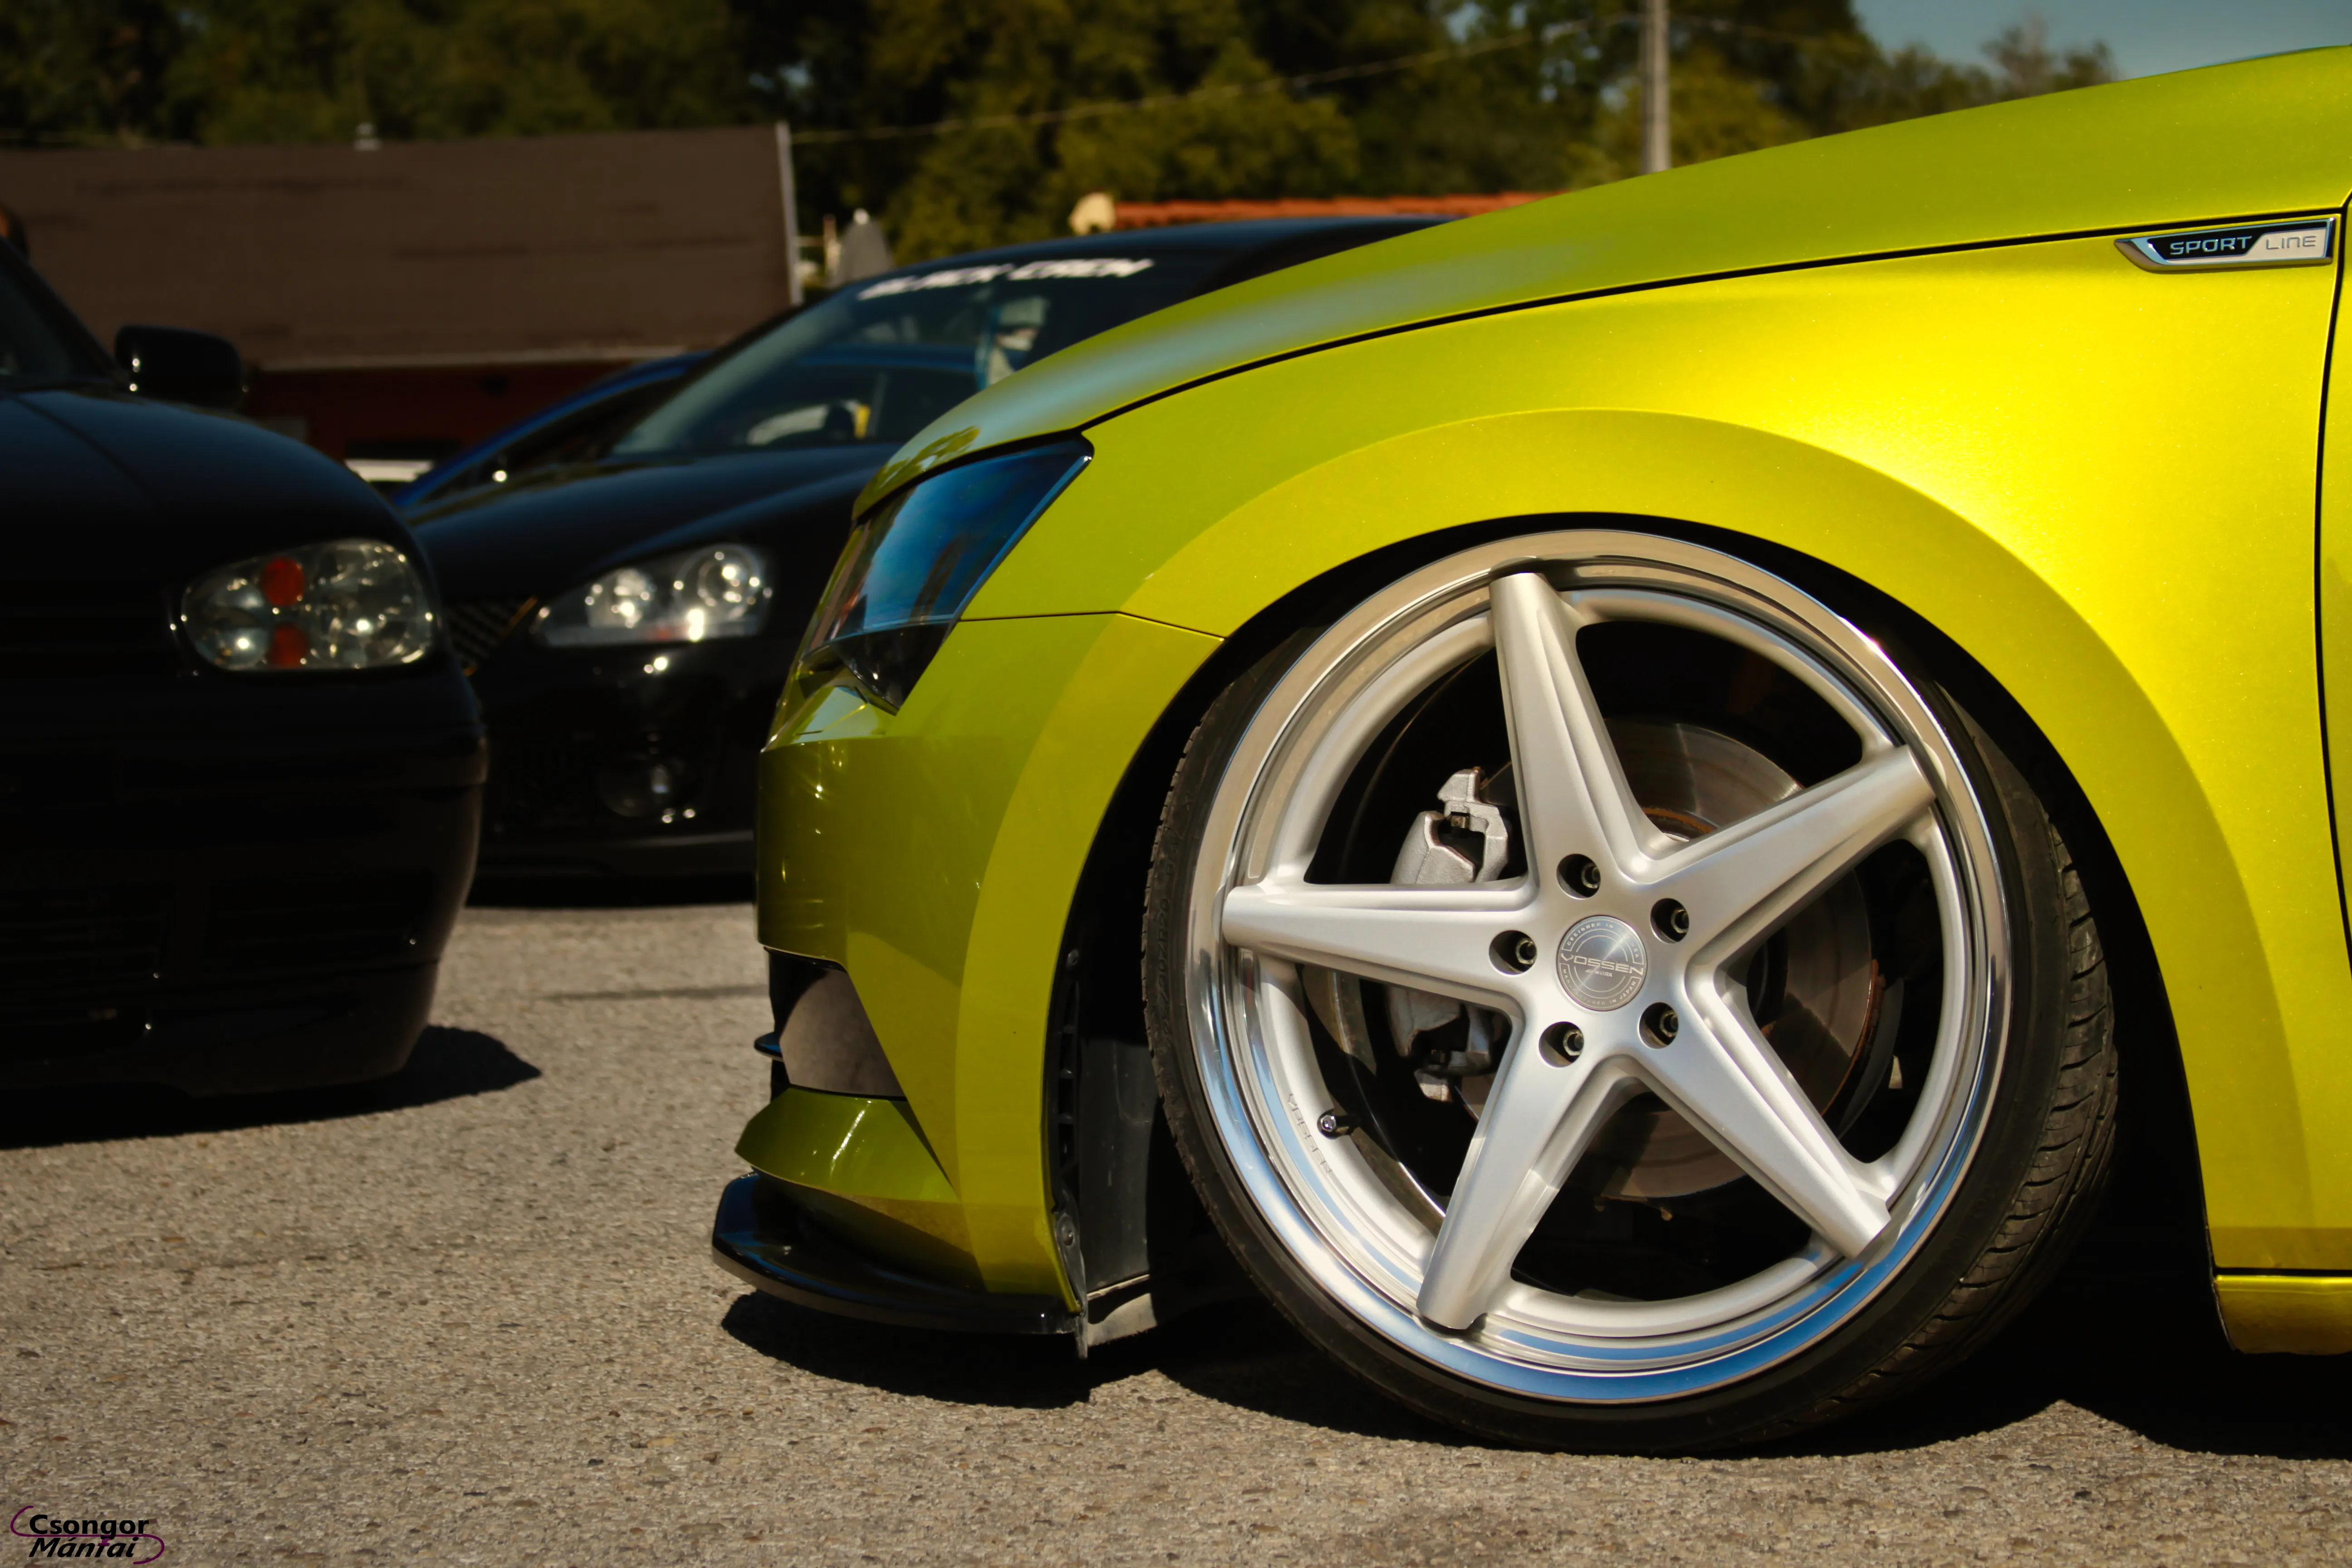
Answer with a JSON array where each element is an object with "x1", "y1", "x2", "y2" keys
[{"x1": 1850, "y1": 0, "x2": 2350, "y2": 79}]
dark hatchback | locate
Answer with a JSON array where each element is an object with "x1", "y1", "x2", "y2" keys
[
  {"x1": 1, "y1": 247, "x2": 482, "y2": 1096},
  {"x1": 412, "y1": 218, "x2": 1438, "y2": 879}
]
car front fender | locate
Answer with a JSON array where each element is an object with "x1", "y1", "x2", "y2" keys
[{"x1": 971, "y1": 233, "x2": 2350, "y2": 1272}]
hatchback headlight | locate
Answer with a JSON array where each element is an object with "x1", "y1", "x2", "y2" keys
[
  {"x1": 181, "y1": 539, "x2": 436, "y2": 671},
  {"x1": 534, "y1": 544, "x2": 773, "y2": 647},
  {"x1": 799, "y1": 439, "x2": 1090, "y2": 708}
]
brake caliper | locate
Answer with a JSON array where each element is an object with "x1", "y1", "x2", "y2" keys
[{"x1": 1388, "y1": 767, "x2": 1510, "y2": 1113}]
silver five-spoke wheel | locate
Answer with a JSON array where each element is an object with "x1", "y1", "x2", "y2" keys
[{"x1": 1145, "y1": 531, "x2": 2115, "y2": 1449}]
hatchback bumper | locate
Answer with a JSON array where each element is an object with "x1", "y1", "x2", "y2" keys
[{"x1": 2, "y1": 698, "x2": 484, "y2": 1095}]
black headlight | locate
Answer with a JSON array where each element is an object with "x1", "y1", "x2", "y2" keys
[
  {"x1": 798, "y1": 438, "x2": 1091, "y2": 709},
  {"x1": 532, "y1": 544, "x2": 773, "y2": 648}
]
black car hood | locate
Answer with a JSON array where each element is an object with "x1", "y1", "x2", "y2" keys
[
  {"x1": 4, "y1": 384, "x2": 411, "y2": 581},
  {"x1": 412, "y1": 444, "x2": 887, "y2": 602}
]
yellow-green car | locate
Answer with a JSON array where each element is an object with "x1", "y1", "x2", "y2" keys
[{"x1": 713, "y1": 48, "x2": 2352, "y2": 1449}]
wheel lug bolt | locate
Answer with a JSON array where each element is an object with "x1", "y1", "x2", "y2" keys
[
  {"x1": 1652, "y1": 899, "x2": 1690, "y2": 941},
  {"x1": 1642, "y1": 1003, "x2": 1680, "y2": 1047},
  {"x1": 1539, "y1": 1022, "x2": 1584, "y2": 1066},
  {"x1": 1558, "y1": 855, "x2": 1602, "y2": 897},
  {"x1": 1491, "y1": 929, "x2": 1539, "y2": 974}
]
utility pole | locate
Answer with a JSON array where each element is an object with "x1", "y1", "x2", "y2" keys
[
  {"x1": 1640, "y1": 0, "x2": 1671, "y2": 174},
  {"x1": 775, "y1": 122, "x2": 804, "y2": 307}
]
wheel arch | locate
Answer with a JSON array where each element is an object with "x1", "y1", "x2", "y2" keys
[{"x1": 1045, "y1": 420, "x2": 2234, "y2": 1309}]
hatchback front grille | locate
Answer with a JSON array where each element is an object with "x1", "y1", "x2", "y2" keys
[
  {"x1": 444, "y1": 598, "x2": 532, "y2": 672},
  {"x1": 0, "y1": 581, "x2": 176, "y2": 678},
  {"x1": 491, "y1": 735, "x2": 605, "y2": 828},
  {"x1": 0, "y1": 872, "x2": 432, "y2": 1024},
  {"x1": 202, "y1": 879, "x2": 437, "y2": 973},
  {"x1": 202, "y1": 874, "x2": 433, "y2": 973},
  {"x1": 0, "y1": 883, "x2": 171, "y2": 1000}
]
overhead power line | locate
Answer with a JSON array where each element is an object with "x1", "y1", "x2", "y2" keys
[
  {"x1": 787, "y1": 13, "x2": 1848, "y2": 147},
  {"x1": 791, "y1": 19, "x2": 1609, "y2": 145}
]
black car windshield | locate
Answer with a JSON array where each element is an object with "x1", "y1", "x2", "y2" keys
[
  {"x1": 0, "y1": 252, "x2": 109, "y2": 385},
  {"x1": 610, "y1": 251, "x2": 1225, "y2": 458}
]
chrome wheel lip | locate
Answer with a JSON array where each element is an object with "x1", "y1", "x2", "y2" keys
[{"x1": 1181, "y1": 531, "x2": 2011, "y2": 1404}]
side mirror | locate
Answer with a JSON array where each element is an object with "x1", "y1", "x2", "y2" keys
[{"x1": 115, "y1": 324, "x2": 245, "y2": 411}]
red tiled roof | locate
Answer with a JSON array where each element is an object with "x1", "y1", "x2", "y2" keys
[{"x1": 1110, "y1": 193, "x2": 1553, "y2": 227}]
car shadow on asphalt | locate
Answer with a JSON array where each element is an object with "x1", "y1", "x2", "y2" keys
[
  {"x1": 720, "y1": 1288, "x2": 1462, "y2": 1444},
  {"x1": 1779, "y1": 1266, "x2": 2352, "y2": 1463},
  {"x1": 0, "y1": 1025, "x2": 540, "y2": 1149},
  {"x1": 722, "y1": 1258, "x2": 2352, "y2": 1460}
]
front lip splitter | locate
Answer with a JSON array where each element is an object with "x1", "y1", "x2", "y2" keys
[{"x1": 710, "y1": 1173, "x2": 1076, "y2": 1337}]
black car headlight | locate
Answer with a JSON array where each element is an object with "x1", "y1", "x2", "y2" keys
[
  {"x1": 181, "y1": 539, "x2": 437, "y2": 671},
  {"x1": 533, "y1": 544, "x2": 773, "y2": 648},
  {"x1": 799, "y1": 439, "x2": 1091, "y2": 709}
]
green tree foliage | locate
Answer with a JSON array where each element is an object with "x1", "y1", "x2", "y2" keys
[
  {"x1": 1, "y1": 0, "x2": 2114, "y2": 259},
  {"x1": 754, "y1": 0, "x2": 2112, "y2": 259},
  {"x1": 0, "y1": 0, "x2": 194, "y2": 145},
  {"x1": 179, "y1": 0, "x2": 752, "y2": 142},
  {"x1": 1979, "y1": 17, "x2": 2115, "y2": 99},
  {"x1": 4, "y1": 0, "x2": 755, "y2": 147},
  {"x1": 787, "y1": 0, "x2": 1360, "y2": 259}
]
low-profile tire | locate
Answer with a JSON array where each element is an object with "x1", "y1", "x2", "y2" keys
[{"x1": 1142, "y1": 530, "x2": 2116, "y2": 1452}]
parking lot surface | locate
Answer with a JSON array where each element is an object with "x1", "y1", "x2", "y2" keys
[{"x1": 6, "y1": 896, "x2": 2350, "y2": 1566}]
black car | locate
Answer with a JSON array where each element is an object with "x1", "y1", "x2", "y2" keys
[
  {"x1": 411, "y1": 217, "x2": 1440, "y2": 879},
  {"x1": 1, "y1": 245, "x2": 483, "y2": 1096}
]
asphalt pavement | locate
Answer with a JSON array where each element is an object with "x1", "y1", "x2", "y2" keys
[{"x1": 5, "y1": 894, "x2": 2349, "y2": 1566}]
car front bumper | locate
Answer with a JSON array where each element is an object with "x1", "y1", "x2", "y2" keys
[
  {"x1": 464, "y1": 628, "x2": 790, "y2": 879},
  {"x1": 3, "y1": 673, "x2": 485, "y2": 1096},
  {"x1": 734, "y1": 611, "x2": 1219, "y2": 1307}
]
